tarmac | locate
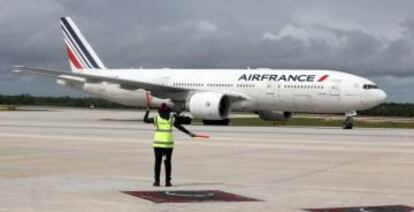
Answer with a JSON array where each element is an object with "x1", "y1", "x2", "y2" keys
[{"x1": 1, "y1": 107, "x2": 414, "y2": 211}]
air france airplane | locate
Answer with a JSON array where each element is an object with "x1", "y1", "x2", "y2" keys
[{"x1": 14, "y1": 17, "x2": 387, "y2": 129}]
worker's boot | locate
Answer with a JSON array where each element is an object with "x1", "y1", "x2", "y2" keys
[
  {"x1": 153, "y1": 181, "x2": 160, "y2": 187},
  {"x1": 165, "y1": 181, "x2": 172, "y2": 187}
]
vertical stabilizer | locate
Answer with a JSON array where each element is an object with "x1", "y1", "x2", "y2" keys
[{"x1": 60, "y1": 17, "x2": 106, "y2": 72}]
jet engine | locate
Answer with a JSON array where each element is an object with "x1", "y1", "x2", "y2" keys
[
  {"x1": 187, "y1": 92, "x2": 231, "y2": 120},
  {"x1": 257, "y1": 111, "x2": 292, "y2": 121}
]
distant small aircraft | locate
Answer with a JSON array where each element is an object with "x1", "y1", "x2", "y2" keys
[{"x1": 14, "y1": 17, "x2": 386, "y2": 129}]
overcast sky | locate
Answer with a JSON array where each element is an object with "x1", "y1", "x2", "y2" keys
[{"x1": 1, "y1": 0, "x2": 414, "y2": 102}]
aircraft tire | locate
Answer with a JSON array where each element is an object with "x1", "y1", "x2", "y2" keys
[{"x1": 342, "y1": 120, "x2": 353, "y2": 129}]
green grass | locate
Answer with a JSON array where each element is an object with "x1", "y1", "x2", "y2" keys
[
  {"x1": 203, "y1": 117, "x2": 414, "y2": 128},
  {"x1": 0, "y1": 105, "x2": 16, "y2": 111}
]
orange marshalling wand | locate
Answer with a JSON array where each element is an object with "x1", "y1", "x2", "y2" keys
[{"x1": 194, "y1": 134, "x2": 210, "y2": 139}]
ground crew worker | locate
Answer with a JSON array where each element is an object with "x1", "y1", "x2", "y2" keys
[{"x1": 143, "y1": 103, "x2": 195, "y2": 187}]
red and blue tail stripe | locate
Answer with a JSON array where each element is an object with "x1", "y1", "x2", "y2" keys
[
  {"x1": 60, "y1": 17, "x2": 106, "y2": 71},
  {"x1": 65, "y1": 45, "x2": 83, "y2": 69}
]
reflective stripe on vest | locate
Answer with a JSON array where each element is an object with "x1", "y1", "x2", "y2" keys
[{"x1": 153, "y1": 115, "x2": 174, "y2": 148}]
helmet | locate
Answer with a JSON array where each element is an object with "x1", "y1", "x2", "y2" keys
[{"x1": 158, "y1": 103, "x2": 171, "y2": 113}]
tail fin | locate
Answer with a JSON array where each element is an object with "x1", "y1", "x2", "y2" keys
[{"x1": 60, "y1": 17, "x2": 106, "y2": 72}]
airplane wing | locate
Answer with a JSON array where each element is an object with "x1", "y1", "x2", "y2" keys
[
  {"x1": 12, "y1": 66, "x2": 248, "y2": 101},
  {"x1": 13, "y1": 66, "x2": 184, "y2": 94}
]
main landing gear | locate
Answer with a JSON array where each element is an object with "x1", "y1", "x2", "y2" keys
[
  {"x1": 174, "y1": 113, "x2": 192, "y2": 125},
  {"x1": 202, "y1": 119, "x2": 230, "y2": 126},
  {"x1": 342, "y1": 111, "x2": 356, "y2": 130}
]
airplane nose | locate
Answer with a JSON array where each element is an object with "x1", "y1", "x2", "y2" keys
[
  {"x1": 378, "y1": 89, "x2": 387, "y2": 103},
  {"x1": 361, "y1": 88, "x2": 387, "y2": 109}
]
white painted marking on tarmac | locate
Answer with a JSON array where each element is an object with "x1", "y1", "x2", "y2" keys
[{"x1": 2, "y1": 132, "x2": 414, "y2": 154}]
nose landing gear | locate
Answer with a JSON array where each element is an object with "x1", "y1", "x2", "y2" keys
[
  {"x1": 342, "y1": 117, "x2": 353, "y2": 129},
  {"x1": 342, "y1": 111, "x2": 356, "y2": 129}
]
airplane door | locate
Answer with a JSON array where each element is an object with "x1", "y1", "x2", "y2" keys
[
  {"x1": 329, "y1": 80, "x2": 341, "y2": 101},
  {"x1": 262, "y1": 81, "x2": 276, "y2": 108},
  {"x1": 330, "y1": 80, "x2": 340, "y2": 95},
  {"x1": 315, "y1": 79, "x2": 342, "y2": 113},
  {"x1": 266, "y1": 81, "x2": 275, "y2": 96}
]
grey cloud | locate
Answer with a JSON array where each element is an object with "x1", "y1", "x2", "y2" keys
[{"x1": 0, "y1": 0, "x2": 413, "y2": 102}]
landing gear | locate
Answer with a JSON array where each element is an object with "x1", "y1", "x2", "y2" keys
[
  {"x1": 202, "y1": 119, "x2": 230, "y2": 126},
  {"x1": 173, "y1": 112, "x2": 192, "y2": 125},
  {"x1": 342, "y1": 111, "x2": 356, "y2": 129},
  {"x1": 176, "y1": 115, "x2": 192, "y2": 125},
  {"x1": 342, "y1": 117, "x2": 354, "y2": 129}
]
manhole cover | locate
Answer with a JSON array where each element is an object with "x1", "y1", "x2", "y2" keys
[
  {"x1": 122, "y1": 190, "x2": 261, "y2": 203},
  {"x1": 304, "y1": 205, "x2": 414, "y2": 212}
]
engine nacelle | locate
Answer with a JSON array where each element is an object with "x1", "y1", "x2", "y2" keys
[
  {"x1": 257, "y1": 111, "x2": 292, "y2": 121},
  {"x1": 187, "y1": 92, "x2": 231, "y2": 120}
]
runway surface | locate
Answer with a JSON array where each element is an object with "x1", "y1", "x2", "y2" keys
[{"x1": 1, "y1": 107, "x2": 414, "y2": 211}]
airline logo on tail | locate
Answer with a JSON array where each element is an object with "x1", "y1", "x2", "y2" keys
[{"x1": 60, "y1": 17, "x2": 106, "y2": 71}]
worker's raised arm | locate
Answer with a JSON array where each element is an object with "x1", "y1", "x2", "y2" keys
[{"x1": 143, "y1": 109, "x2": 154, "y2": 123}]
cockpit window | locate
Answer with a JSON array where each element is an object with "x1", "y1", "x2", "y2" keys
[{"x1": 363, "y1": 84, "x2": 379, "y2": 90}]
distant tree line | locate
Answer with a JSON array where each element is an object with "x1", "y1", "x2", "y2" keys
[
  {"x1": 1, "y1": 94, "x2": 413, "y2": 116},
  {"x1": 358, "y1": 102, "x2": 414, "y2": 117},
  {"x1": 0, "y1": 94, "x2": 132, "y2": 109}
]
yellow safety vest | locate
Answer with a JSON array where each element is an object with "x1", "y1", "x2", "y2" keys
[{"x1": 153, "y1": 115, "x2": 174, "y2": 148}]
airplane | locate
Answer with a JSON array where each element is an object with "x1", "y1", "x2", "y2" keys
[{"x1": 14, "y1": 17, "x2": 387, "y2": 129}]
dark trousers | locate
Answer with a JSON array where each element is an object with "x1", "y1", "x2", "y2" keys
[{"x1": 153, "y1": 147, "x2": 173, "y2": 183}]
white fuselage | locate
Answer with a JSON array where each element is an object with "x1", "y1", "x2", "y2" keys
[{"x1": 62, "y1": 68, "x2": 387, "y2": 114}]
